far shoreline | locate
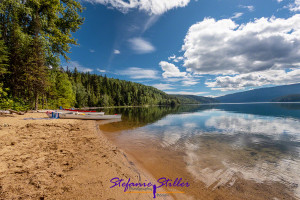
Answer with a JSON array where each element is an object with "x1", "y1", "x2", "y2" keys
[{"x1": 79, "y1": 101, "x2": 300, "y2": 110}]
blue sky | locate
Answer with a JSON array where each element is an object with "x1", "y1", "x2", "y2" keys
[{"x1": 63, "y1": 0, "x2": 300, "y2": 97}]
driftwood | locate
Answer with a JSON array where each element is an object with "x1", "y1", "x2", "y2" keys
[
  {"x1": 7, "y1": 109, "x2": 25, "y2": 115},
  {"x1": 0, "y1": 110, "x2": 11, "y2": 114}
]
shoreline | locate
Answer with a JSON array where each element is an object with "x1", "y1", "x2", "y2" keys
[
  {"x1": 76, "y1": 101, "x2": 300, "y2": 110},
  {"x1": 0, "y1": 113, "x2": 168, "y2": 199}
]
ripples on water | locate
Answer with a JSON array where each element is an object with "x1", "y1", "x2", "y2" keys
[{"x1": 100, "y1": 104, "x2": 300, "y2": 199}]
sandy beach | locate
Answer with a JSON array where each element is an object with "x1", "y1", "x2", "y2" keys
[{"x1": 0, "y1": 112, "x2": 162, "y2": 200}]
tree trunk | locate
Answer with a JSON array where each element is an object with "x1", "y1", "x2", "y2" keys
[
  {"x1": 33, "y1": 9, "x2": 42, "y2": 111},
  {"x1": 35, "y1": 93, "x2": 38, "y2": 110},
  {"x1": 42, "y1": 94, "x2": 44, "y2": 109}
]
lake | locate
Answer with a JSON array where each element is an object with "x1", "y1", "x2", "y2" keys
[{"x1": 100, "y1": 103, "x2": 300, "y2": 200}]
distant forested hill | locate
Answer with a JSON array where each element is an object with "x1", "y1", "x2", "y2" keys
[
  {"x1": 217, "y1": 83, "x2": 300, "y2": 103},
  {"x1": 170, "y1": 94, "x2": 218, "y2": 104},
  {"x1": 272, "y1": 94, "x2": 300, "y2": 102},
  {"x1": 65, "y1": 69, "x2": 179, "y2": 108}
]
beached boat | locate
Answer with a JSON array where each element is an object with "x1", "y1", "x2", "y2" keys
[
  {"x1": 59, "y1": 113, "x2": 121, "y2": 120},
  {"x1": 63, "y1": 109, "x2": 105, "y2": 115},
  {"x1": 46, "y1": 111, "x2": 121, "y2": 120},
  {"x1": 70, "y1": 111, "x2": 105, "y2": 115},
  {"x1": 46, "y1": 110, "x2": 104, "y2": 116},
  {"x1": 63, "y1": 109, "x2": 100, "y2": 113}
]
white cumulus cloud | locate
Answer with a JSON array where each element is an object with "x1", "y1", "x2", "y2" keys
[
  {"x1": 182, "y1": 15, "x2": 300, "y2": 75},
  {"x1": 128, "y1": 37, "x2": 155, "y2": 54},
  {"x1": 119, "y1": 67, "x2": 159, "y2": 79},
  {"x1": 289, "y1": 0, "x2": 300, "y2": 11},
  {"x1": 114, "y1": 49, "x2": 121, "y2": 54},
  {"x1": 205, "y1": 68, "x2": 300, "y2": 91},
  {"x1": 84, "y1": 0, "x2": 191, "y2": 15},
  {"x1": 159, "y1": 61, "x2": 186, "y2": 78}
]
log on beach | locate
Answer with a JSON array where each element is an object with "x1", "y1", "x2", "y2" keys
[{"x1": 7, "y1": 109, "x2": 25, "y2": 115}]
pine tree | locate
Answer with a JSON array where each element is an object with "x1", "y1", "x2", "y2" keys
[
  {"x1": 0, "y1": 34, "x2": 8, "y2": 75},
  {"x1": 55, "y1": 71, "x2": 75, "y2": 108}
]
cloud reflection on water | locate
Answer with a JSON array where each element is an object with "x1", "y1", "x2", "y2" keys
[
  {"x1": 205, "y1": 114, "x2": 300, "y2": 141},
  {"x1": 102, "y1": 105, "x2": 300, "y2": 199},
  {"x1": 156, "y1": 110, "x2": 300, "y2": 197}
]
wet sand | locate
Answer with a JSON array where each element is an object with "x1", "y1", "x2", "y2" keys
[{"x1": 0, "y1": 113, "x2": 161, "y2": 200}]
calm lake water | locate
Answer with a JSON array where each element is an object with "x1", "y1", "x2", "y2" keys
[{"x1": 100, "y1": 103, "x2": 300, "y2": 200}]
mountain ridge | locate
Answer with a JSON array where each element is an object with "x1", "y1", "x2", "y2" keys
[
  {"x1": 216, "y1": 83, "x2": 300, "y2": 103},
  {"x1": 169, "y1": 94, "x2": 219, "y2": 104}
]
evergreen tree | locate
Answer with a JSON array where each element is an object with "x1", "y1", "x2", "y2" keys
[
  {"x1": 55, "y1": 71, "x2": 75, "y2": 108},
  {"x1": 0, "y1": 34, "x2": 8, "y2": 74},
  {"x1": 74, "y1": 82, "x2": 88, "y2": 108},
  {"x1": 0, "y1": 33, "x2": 8, "y2": 106}
]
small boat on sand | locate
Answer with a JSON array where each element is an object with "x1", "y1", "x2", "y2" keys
[
  {"x1": 46, "y1": 110, "x2": 104, "y2": 115},
  {"x1": 46, "y1": 111, "x2": 121, "y2": 120},
  {"x1": 59, "y1": 113, "x2": 121, "y2": 120},
  {"x1": 63, "y1": 109, "x2": 99, "y2": 113},
  {"x1": 63, "y1": 110, "x2": 104, "y2": 115}
]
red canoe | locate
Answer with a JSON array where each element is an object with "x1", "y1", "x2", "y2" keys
[{"x1": 64, "y1": 109, "x2": 97, "y2": 112}]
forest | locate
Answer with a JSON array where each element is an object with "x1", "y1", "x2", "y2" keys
[
  {"x1": 170, "y1": 94, "x2": 218, "y2": 104},
  {"x1": 0, "y1": 0, "x2": 179, "y2": 110},
  {"x1": 65, "y1": 69, "x2": 179, "y2": 108}
]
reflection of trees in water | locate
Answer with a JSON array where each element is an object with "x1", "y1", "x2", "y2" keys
[
  {"x1": 216, "y1": 103, "x2": 300, "y2": 120},
  {"x1": 105, "y1": 105, "x2": 215, "y2": 123},
  {"x1": 275, "y1": 103, "x2": 300, "y2": 110},
  {"x1": 99, "y1": 105, "x2": 215, "y2": 132}
]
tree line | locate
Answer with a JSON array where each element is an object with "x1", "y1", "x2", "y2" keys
[
  {"x1": 64, "y1": 68, "x2": 179, "y2": 108},
  {"x1": 0, "y1": 0, "x2": 178, "y2": 110}
]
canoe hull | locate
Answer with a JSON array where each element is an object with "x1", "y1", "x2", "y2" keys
[
  {"x1": 59, "y1": 113, "x2": 122, "y2": 120},
  {"x1": 46, "y1": 111, "x2": 104, "y2": 117},
  {"x1": 46, "y1": 112, "x2": 121, "y2": 120}
]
